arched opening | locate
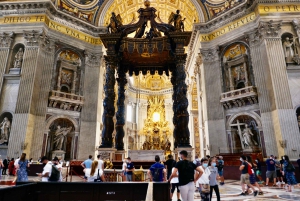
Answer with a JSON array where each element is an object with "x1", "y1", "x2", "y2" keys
[{"x1": 46, "y1": 118, "x2": 75, "y2": 161}]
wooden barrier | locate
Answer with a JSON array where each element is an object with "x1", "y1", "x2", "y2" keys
[{"x1": 5, "y1": 181, "x2": 170, "y2": 201}]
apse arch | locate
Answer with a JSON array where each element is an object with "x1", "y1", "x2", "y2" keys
[{"x1": 97, "y1": 0, "x2": 207, "y2": 30}]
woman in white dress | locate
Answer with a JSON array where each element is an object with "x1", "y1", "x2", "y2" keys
[{"x1": 83, "y1": 160, "x2": 105, "y2": 182}]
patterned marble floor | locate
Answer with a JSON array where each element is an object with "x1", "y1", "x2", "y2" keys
[
  {"x1": 170, "y1": 180, "x2": 300, "y2": 201},
  {"x1": 1, "y1": 174, "x2": 300, "y2": 201}
]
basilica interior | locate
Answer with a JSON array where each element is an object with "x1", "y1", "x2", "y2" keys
[{"x1": 0, "y1": 0, "x2": 300, "y2": 166}]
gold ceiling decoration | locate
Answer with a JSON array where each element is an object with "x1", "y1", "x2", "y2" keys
[
  {"x1": 131, "y1": 71, "x2": 172, "y2": 91},
  {"x1": 103, "y1": 0, "x2": 199, "y2": 31}
]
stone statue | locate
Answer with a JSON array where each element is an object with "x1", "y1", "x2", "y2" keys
[
  {"x1": 13, "y1": 48, "x2": 24, "y2": 68},
  {"x1": 107, "y1": 12, "x2": 123, "y2": 33},
  {"x1": 242, "y1": 124, "x2": 258, "y2": 148},
  {"x1": 0, "y1": 117, "x2": 11, "y2": 142},
  {"x1": 283, "y1": 37, "x2": 294, "y2": 63},
  {"x1": 168, "y1": 10, "x2": 185, "y2": 32},
  {"x1": 53, "y1": 125, "x2": 72, "y2": 151}
]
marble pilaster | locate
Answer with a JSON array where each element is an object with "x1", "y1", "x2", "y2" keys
[
  {"x1": 8, "y1": 30, "x2": 42, "y2": 157},
  {"x1": 0, "y1": 32, "x2": 14, "y2": 94},
  {"x1": 78, "y1": 50, "x2": 102, "y2": 160},
  {"x1": 200, "y1": 48, "x2": 227, "y2": 155},
  {"x1": 248, "y1": 20, "x2": 300, "y2": 158}
]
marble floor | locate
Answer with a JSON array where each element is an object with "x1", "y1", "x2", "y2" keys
[{"x1": 1, "y1": 174, "x2": 300, "y2": 201}]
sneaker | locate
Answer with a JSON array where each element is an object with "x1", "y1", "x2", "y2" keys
[
  {"x1": 254, "y1": 191, "x2": 258, "y2": 197},
  {"x1": 245, "y1": 191, "x2": 249, "y2": 195},
  {"x1": 239, "y1": 192, "x2": 246, "y2": 196},
  {"x1": 178, "y1": 199, "x2": 181, "y2": 201},
  {"x1": 258, "y1": 191, "x2": 264, "y2": 195}
]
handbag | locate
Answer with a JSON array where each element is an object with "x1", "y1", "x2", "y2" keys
[
  {"x1": 94, "y1": 169, "x2": 103, "y2": 182},
  {"x1": 247, "y1": 162, "x2": 254, "y2": 175}
]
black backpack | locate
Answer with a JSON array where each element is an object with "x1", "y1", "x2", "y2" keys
[
  {"x1": 217, "y1": 160, "x2": 224, "y2": 171},
  {"x1": 48, "y1": 165, "x2": 60, "y2": 181},
  {"x1": 286, "y1": 163, "x2": 295, "y2": 173},
  {"x1": 152, "y1": 167, "x2": 164, "y2": 182}
]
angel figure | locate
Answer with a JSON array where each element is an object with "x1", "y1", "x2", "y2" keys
[
  {"x1": 107, "y1": 12, "x2": 123, "y2": 33},
  {"x1": 168, "y1": 10, "x2": 185, "y2": 32}
]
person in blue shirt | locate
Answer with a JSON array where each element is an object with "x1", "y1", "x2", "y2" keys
[
  {"x1": 81, "y1": 155, "x2": 93, "y2": 169},
  {"x1": 125, "y1": 157, "x2": 135, "y2": 181},
  {"x1": 148, "y1": 155, "x2": 166, "y2": 182},
  {"x1": 265, "y1": 155, "x2": 277, "y2": 186},
  {"x1": 81, "y1": 155, "x2": 93, "y2": 181}
]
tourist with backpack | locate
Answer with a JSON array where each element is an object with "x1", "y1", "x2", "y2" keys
[
  {"x1": 148, "y1": 155, "x2": 166, "y2": 182},
  {"x1": 216, "y1": 156, "x2": 225, "y2": 185},
  {"x1": 239, "y1": 155, "x2": 258, "y2": 196},
  {"x1": 38, "y1": 156, "x2": 60, "y2": 182},
  {"x1": 282, "y1": 155, "x2": 297, "y2": 192}
]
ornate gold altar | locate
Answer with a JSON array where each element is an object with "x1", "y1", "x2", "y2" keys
[{"x1": 139, "y1": 96, "x2": 172, "y2": 156}]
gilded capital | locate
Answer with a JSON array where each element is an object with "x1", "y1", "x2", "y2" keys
[
  {"x1": 84, "y1": 50, "x2": 102, "y2": 66},
  {"x1": 0, "y1": 32, "x2": 14, "y2": 48},
  {"x1": 200, "y1": 48, "x2": 219, "y2": 62},
  {"x1": 258, "y1": 20, "x2": 282, "y2": 38}
]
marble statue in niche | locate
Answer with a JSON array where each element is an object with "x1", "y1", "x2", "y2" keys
[
  {"x1": 0, "y1": 117, "x2": 11, "y2": 144},
  {"x1": 282, "y1": 37, "x2": 295, "y2": 63},
  {"x1": 12, "y1": 48, "x2": 24, "y2": 68},
  {"x1": 242, "y1": 124, "x2": 258, "y2": 148},
  {"x1": 53, "y1": 125, "x2": 72, "y2": 151}
]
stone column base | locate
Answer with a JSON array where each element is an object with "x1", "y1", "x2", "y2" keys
[
  {"x1": 52, "y1": 150, "x2": 66, "y2": 161},
  {"x1": 174, "y1": 147, "x2": 194, "y2": 161},
  {"x1": 9, "y1": 68, "x2": 21, "y2": 74},
  {"x1": 97, "y1": 148, "x2": 117, "y2": 161},
  {"x1": 115, "y1": 150, "x2": 125, "y2": 161}
]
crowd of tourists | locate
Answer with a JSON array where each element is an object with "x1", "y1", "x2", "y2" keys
[{"x1": 1, "y1": 151, "x2": 299, "y2": 201}]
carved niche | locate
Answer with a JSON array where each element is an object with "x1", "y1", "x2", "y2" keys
[
  {"x1": 281, "y1": 32, "x2": 300, "y2": 65},
  {"x1": 222, "y1": 44, "x2": 251, "y2": 91},
  {"x1": 56, "y1": 50, "x2": 81, "y2": 94}
]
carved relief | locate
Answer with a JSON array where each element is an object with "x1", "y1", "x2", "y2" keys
[{"x1": 205, "y1": 0, "x2": 245, "y2": 19}]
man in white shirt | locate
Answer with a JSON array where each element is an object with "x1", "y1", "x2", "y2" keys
[
  {"x1": 38, "y1": 156, "x2": 52, "y2": 182},
  {"x1": 97, "y1": 155, "x2": 104, "y2": 171}
]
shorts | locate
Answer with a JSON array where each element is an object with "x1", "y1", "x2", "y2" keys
[
  {"x1": 276, "y1": 170, "x2": 282, "y2": 177},
  {"x1": 249, "y1": 173, "x2": 256, "y2": 184},
  {"x1": 218, "y1": 170, "x2": 223, "y2": 176},
  {"x1": 240, "y1": 174, "x2": 250, "y2": 185},
  {"x1": 266, "y1": 171, "x2": 277, "y2": 179},
  {"x1": 256, "y1": 170, "x2": 261, "y2": 175}
]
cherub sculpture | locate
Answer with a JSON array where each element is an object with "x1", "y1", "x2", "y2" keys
[
  {"x1": 168, "y1": 10, "x2": 185, "y2": 32},
  {"x1": 107, "y1": 12, "x2": 123, "y2": 33}
]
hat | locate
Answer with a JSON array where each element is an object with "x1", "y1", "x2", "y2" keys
[{"x1": 52, "y1": 157, "x2": 59, "y2": 161}]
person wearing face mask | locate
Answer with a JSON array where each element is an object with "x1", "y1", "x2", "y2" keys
[
  {"x1": 208, "y1": 157, "x2": 220, "y2": 201},
  {"x1": 196, "y1": 158, "x2": 211, "y2": 201},
  {"x1": 254, "y1": 158, "x2": 263, "y2": 184},
  {"x1": 169, "y1": 150, "x2": 203, "y2": 201},
  {"x1": 265, "y1": 155, "x2": 277, "y2": 186},
  {"x1": 239, "y1": 155, "x2": 258, "y2": 196}
]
